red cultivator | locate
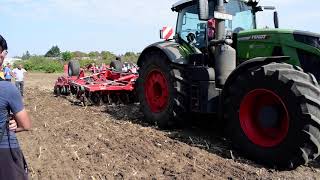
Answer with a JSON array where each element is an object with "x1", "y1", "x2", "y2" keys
[{"x1": 54, "y1": 60, "x2": 138, "y2": 106}]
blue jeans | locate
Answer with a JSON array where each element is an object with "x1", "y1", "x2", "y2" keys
[
  {"x1": 0, "y1": 148, "x2": 28, "y2": 179},
  {"x1": 15, "y1": 81, "x2": 24, "y2": 96}
]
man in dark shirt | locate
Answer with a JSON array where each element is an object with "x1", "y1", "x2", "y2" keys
[{"x1": 0, "y1": 35, "x2": 31, "y2": 180}]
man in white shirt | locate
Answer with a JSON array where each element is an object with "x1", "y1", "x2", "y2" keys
[{"x1": 12, "y1": 64, "x2": 27, "y2": 96}]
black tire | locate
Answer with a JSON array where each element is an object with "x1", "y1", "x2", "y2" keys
[
  {"x1": 136, "y1": 51, "x2": 188, "y2": 129},
  {"x1": 110, "y1": 60, "x2": 123, "y2": 72},
  {"x1": 70, "y1": 86, "x2": 77, "y2": 95},
  {"x1": 59, "y1": 87, "x2": 64, "y2": 95},
  {"x1": 65, "y1": 86, "x2": 70, "y2": 96},
  {"x1": 89, "y1": 92, "x2": 102, "y2": 106},
  {"x1": 68, "y1": 60, "x2": 80, "y2": 76},
  {"x1": 60, "y1": 86, "x2": 70, "y2": 96},
  {"x1": 224, "y1": 62, "x2": 320, "y2": 169},
  {"x1": 54, "y1": 86, "x2": 60, "y2": 96},
  {"x1": 102, "y1": 95, "x2": 109, "y2": 104}
]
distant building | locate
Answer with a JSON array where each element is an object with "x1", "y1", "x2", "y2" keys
[{"x1": 4, "y1": 57, "x2": 22, "y2": 64}]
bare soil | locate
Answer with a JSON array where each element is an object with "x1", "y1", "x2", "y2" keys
[{"x1": 17, "y1": 73, "x2": 320, "y2": 179}]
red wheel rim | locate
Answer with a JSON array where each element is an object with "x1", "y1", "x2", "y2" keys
[
  {"x1": 239, "y1": 89, "x2": 289, "y2": 147},
  {"x1": 144, "y1": 69, "x2": 169, "y2": 113}
]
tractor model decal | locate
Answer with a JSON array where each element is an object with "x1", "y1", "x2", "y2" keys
[{"x1": 238, "y1": 35, "x2": 270, "y2": 41}]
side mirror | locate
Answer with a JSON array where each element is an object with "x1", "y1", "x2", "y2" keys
[
  {"x1": 160, "y1": 26, "x2": 174, "y2": 40},
  {"x1": 262, "y1": 6, "x2": 276, "y2": 10},
  {"x1": 198, "y1": 0, "x2": 209, "y2": 21},
  {"x1": 274, "y1": 11, "x2": 279, "y2": 28}
]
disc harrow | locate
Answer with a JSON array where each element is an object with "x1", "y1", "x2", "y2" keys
[{"x1": 54, "y1": 61, "x2": 138, "y2": 106}]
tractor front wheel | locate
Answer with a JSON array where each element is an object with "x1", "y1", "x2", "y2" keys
[
  {"x1": 224, "y1": 63, "x2": 320, "y2": 169},
  {"x1": 137, "y1": 52, "x2": 187, "y2": 129}
]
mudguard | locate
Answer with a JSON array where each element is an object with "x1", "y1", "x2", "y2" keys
[
  {"x1": 137, "y1": 41, "x2": 191, "y2": 66},
  {"x1": 223, "y1": 56, "x2": 290, "y2": 92}
]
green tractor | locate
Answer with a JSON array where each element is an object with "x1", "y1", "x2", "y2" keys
[{"x1": 136, "y1": 0, "x2": 320, "y2": 169}]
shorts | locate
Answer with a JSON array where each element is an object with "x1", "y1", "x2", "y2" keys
[{"x1": 0, "y1": 148, "x2": 28, "y2": 180}]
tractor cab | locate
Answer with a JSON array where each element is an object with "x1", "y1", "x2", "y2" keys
[
  {"x1": 171, "y1": 0, "x2": 281, "y2": 55},
  {"x1": 172, "y1": 0, "x2": 257, "y2": 51}
]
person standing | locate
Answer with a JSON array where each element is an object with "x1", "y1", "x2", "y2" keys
[
  {"x1": 4, "y1": 63, "x2": 13, "y2": 82},
  {"x1": 12, "y1": 65, "x2": 27, "y2": 97},
  {"x1": 0, "y1": 35, "x2": 31, "y2": 180}
]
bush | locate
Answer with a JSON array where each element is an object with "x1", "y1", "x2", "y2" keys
[
  {"x1": 79, "y1": 59, "x2": 95, "y2": 68},
  {"x1": 14, "y1": 56, "x2": 64, "y2": 73},
  {"x1": 61, "y1": 51, "x2": 73, "y2": 61}
]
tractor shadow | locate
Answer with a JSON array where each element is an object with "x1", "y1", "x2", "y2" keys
[{"x1": 102, "y1": 103, "x2": 266, "y2": 169}]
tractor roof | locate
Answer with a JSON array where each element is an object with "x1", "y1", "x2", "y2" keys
[
  {"x1": 171, "y1": 0, "x2": 194, "y2": 12},
  {"x1": 171, "y1": 0, "x2": 252, "y2": 12}
]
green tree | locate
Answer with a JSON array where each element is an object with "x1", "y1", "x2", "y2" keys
[
  {"x1": 45, "y1": 45, "x2": 61, "y2": 57},
  {"x1": 101, "y1": 51, "x2": 116, "y2": 61},
  {"x1": 61, "y1": 51, "x2": 73, "y2": 61},
  {"x1": 122, "y1": 52, "x2": 139, "y2": 63},
  {"x1": 72, "y1": 51, "x2": 88, "y2": 59},
  {"x1": 21, "y1": 51, "x2": 31, "y2": 60},
  {"x1": 88, "y1": 51, "x2": 100, "y2": 59}
]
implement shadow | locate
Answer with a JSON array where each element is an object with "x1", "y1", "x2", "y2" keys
[{"x1": 54, "y1": 94, "x2": 89, "y2": 107}]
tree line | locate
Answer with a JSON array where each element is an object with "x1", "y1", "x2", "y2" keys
[
  {"x1": 20, "y1": 45, "x2": 140, "y2": 63},
  {"x1": 15, "y1": 45, "x2": 140, "y2": 73}
]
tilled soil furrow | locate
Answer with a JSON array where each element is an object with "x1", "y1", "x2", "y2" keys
[{"x1": 16, "y1": 73, "x2": 320, "y2": 180}]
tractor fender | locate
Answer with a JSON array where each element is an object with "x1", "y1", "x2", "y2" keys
[
  {"x1": 137, "y1": 41, "x2": 189, "y2": 66},
  {"x1": 223, "y1": 56, "x2": 290, "y2": 92}
]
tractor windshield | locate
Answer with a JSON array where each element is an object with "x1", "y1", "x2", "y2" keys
[
  {"x1": 176, "y1": 2, "x2": 215, "y2": 49},
  {"x1": 176, "y1": 0, "x2": 255, "y2": 47},
  {"x1": 225, "y1": 0, "x2": 255, "y2": 33}
]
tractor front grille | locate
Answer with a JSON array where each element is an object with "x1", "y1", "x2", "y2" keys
[{"x1": 297, "y1": 49, "x2": 320, "y2": 80}]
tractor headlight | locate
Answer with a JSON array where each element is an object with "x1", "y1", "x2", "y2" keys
[{"x1": 294, "y1": 34, "x2": 320, "y2": 49}]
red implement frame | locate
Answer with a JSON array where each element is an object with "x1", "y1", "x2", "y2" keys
[{"x1": 54, "y1": 64, "x2": 138, "y2": 105}]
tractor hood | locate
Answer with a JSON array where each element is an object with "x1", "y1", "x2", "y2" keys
[
  {"x1": 235, "y1": 29, "x2": 320, "y2": 79},
  {"x1": 236, "y1": 28, "x2": 320, "y2": 67},
  {"x1": 238, "y1": 29, "x2": 294, "y2": 40},
  {"x1": 238, "y1": 29, "x2": 320, "y2": 49}
]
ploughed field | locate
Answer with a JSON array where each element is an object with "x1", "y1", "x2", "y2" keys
[{"x1": 18, "y1": 73, "x2": 320, "y2": 179}]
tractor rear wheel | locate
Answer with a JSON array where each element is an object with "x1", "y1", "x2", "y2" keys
[
  {"x1": 68, "y1": 60, "x2": 80, "y2": 76},
  {"x1": 137, "y1": 52, "x2": 187, "y2": 129},
  {"x1": 224, "y1": 62, "x2": 320, "y2": 169}
]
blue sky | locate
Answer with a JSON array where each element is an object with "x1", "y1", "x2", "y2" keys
[{"x1": 1, "y1": 0, "x2": 319, "y2": 57}]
